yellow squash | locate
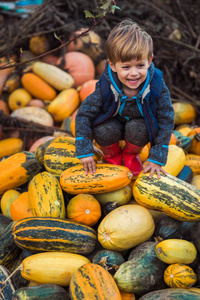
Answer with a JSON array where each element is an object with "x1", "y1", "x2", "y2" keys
[
  {"x1": 155, "y1": 239, "x2": 197, "y2": 264},
  {"x1": 20, "y1": 252, "x2": 90, "y2": 286}
]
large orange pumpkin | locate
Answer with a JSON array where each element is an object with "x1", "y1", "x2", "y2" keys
[
  {"x1": 56, "y1": 52, "x2": 95, "y2": 88},
  {"x1": 66, "y1": 194, "x2": 101, "y2": 226},
  {"x1": 79, "y1": 79, "x2": 98, "y2": 102}
]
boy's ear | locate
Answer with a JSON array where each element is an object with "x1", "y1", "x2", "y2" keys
[
  {"x1": 107, "y1": 59, "x2": 117, "y2": 72},
  {"x1": 148, "y1": 55, "x2": 153, "y2": 67}
]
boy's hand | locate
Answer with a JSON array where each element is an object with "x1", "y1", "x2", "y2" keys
[
  {"x1": 143, "y1": 161, "x2": 167, "y2": 179},
  {"x1": 80, "y1": 156, "x2": 96, "y2": 175}
]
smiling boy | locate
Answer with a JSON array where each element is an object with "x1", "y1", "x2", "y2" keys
[{"x1": 75, "y1": 19, "x2": 174, "y2": 178}]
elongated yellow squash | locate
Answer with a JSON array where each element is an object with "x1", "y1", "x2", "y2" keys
[
  {"x1": 155, "y1": 239, "x2": 197, "y2": 264},
  {"x1": 28, "y1": 171, "x2": 65, "y2": 218},
  {"x1": 47, "y1": 88, "x2": 80, "y2": 122},
  {"x1": 33, "y1": 61, "x2": 74, "y2": 91},
  {"x1": 20, "y1": 252, "x2": 90, "y2": 286},
  {"x1": 60, "y1": 164, "x2": 133, "y2": 194},
  {"x1": 133, "y1": 172, "x2": 200, "y2": 221}
]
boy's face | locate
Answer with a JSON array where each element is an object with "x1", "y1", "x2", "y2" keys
[{"x1": 108, "y1": 56, "x2": 153, "y2": 93}]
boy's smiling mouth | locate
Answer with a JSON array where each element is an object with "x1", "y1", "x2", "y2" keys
[{"x1": 127, "y1": 78, "x2": 140, "y2": 85}]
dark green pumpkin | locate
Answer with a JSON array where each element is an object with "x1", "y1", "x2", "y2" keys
[
  {"x1": 138, "y1": 288, "x2": 200, "y2": 299},
  {"x1": 0, "y1": 265, "x2": 16, "y2": 300},
  {"x1": 114, "y1": 241, "x2": 167, "y2": 296},
  {"x1": 0, "y1": 222, "x2": 20, "y2": 269},
  {"x1": 191, "y1": 222, "x2": 200, "y2": 253},
  {"x1": 92, "y1": 249, "x2": 125, "y2": 274},
  {"x1": 154, "y1": 214, "x2": 195, "y2": 241},
  {"x1": 177, "y1": 165, "x2": 193, "y2": 183},
  {"x1": 9, "y1": 250, "x2": 33, "y2": 289},
  {"x1": 0, "y1": 214, "x2": 11, "y2": 236},
  {"x1": 12, "y1": 284, "x2": 69, "y2": 300}
]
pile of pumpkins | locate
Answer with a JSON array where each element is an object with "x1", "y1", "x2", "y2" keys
[{"x1": 1, "y1": 30, "x2": 200, "y2": 300}]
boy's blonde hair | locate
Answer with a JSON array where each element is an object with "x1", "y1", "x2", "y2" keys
[{"x1": 105, "y1": 19, "x2": 153, "y2": 64}]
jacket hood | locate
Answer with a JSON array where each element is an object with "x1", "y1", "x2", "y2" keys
[{"x1": 102, "y1": 61, "x2": 155, "y2": 99}]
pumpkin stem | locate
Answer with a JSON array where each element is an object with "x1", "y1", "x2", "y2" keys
[
  {"x1": 127, "y1": 172, "x2": 133, "y2": 180},
  {"x1": 1, "y1": 264, "x2": 23, "y2": 290}
]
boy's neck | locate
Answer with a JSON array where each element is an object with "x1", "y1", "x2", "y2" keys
[{"x1": 122, "y1": 86, "x2": 139, "y2": 98}]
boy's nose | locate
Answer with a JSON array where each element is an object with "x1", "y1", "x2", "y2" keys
[{"x1": 129, "y1": 67, "x2": 137, "y2": 75}]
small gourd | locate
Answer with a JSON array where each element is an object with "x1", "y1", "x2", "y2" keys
[
  {"x1": 164, "y1": 263, "x2": 197, "y2": 288},
  {"x1": 66, "y1": 194, "x2": 101, "y2": 226}
]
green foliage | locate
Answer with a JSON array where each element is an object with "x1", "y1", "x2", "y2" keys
[{"x1": 84, "y1": 0, "x2": 120, "y2": 20}]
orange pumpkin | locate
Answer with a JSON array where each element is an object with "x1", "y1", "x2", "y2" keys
[
  {"x1": 29, "y1": 34, "x2": 50, "y2": 55},
  {"x1": 169, "y1": 132, "x2": 177, "y2": 145},
  {"x1": 66, "y1": 194, "x2": 101, "y2": 226},
  {"x1": 56, "y1": 52, "x2": 95, "y2": 88},
  {"x1": 120, "y1": 291, "x2": 136, "y2": 300},
  {"x1": 96, "y1": 59, "x2": 107, "y2": 78},
  {"x1": 139, "y1": 144, "x2": 149, "y2": 162},
  {"x1": 70, "y1": 118, "x2": 75, "y2": 137},
  {"x1": 79, "y1": 79, "x2": 98, "y2": 102},
  {"x1": 10, "y1": 191, "x2": 33, "y2": 221},
  {"x1": 188, "y1": 127, "x2": 200, "y2": 155}
]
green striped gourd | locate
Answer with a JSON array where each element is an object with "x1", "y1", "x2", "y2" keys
[
  {"x1": 12, "y1": 217, "x2": 96, "y2": 255},
  {"x1": 28, "y1": 171, "x2": 65, "y2": 218},
  {"x1": 133, "y1": 172, "x2": 200, "y2": 221}
]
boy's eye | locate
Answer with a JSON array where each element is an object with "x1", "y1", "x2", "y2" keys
[
  {"x1": 122, "y1": 66, "x2": 129, "y2": 69},
  {"x1": 138, "y1": 64, "x2": 145, "y2": 68}
]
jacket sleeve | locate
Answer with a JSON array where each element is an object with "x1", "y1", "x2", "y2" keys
[
  {"x1": 75, "y1": 81, "x2": 103, "y2": 158},
  {"x1": 147, "y1": 80, "x2": 175, "y2": 166}
]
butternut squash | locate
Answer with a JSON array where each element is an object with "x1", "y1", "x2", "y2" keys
[
  {"x1": 21, "y1": 73, "x2": 57, "y2": 101},
  {"x1": 47, "y1": 88, "x2": 80, "y2": 122}
]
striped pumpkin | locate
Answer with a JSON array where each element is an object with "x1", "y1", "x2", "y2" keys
[
  {"x1": 69, "y1": 263, "x2": 122, "y2": 299},
  {"x1": 12, "y1": 217, "x2": 96, "y2": 255},
  {"x1": 164, "y1": 263, "x2": 197, "y2": 288},
  {"x1": 0, "y1": 151, "x2": 41, "y2": 195},
  {"x1": 28, "y1": 171, "x2": 65, "y2": 218},
  {"x1": 60, "y1": 164, "x2": 133, "y2": 194},
  {"x1": 43, "y1": 136, "x2": 82, "y2": 177},
  {"x1": 133, "y1": 172, "x2": 200, "y2": 221}
]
